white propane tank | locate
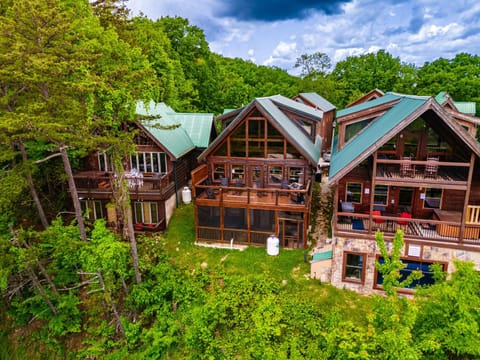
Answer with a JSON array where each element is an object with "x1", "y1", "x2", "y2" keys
[
  {"x1": 266, "y1": 234, "x2": 280, "y2": 256},
  {"x1": 182, "y1": 186, "x2": 192, "y2": 204}
]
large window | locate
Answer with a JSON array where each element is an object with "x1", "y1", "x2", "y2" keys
[
  {"x1": 346, "y1": 183, "x2": 362, "y2": 203},
  {"x1": 247, "y1": 119, "x2": 265, "y2": 158},
  {"x1": 130, "y1": 152, "x2": 167, "y2": 174},
  {"x1": 134, "y1": 202, "x2": 158, "y2": 224},
  {"x1": 213, "y1": 164, "x2": 225, "y2": 181},
  {"x1": 376, "y1": 258, "x2": 443, "y2": 289},
  {"x1": 343, "y1": 252, "x2": 365, "y2": 283},
  {"x1": 81, "y1": 200, "x2": 104, "y2": 220},
  {"x1": 423, "y1": 188, "x2": 442, "y2": 209}
]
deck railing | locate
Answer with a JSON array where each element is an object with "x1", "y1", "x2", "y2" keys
[
  {"x1": 375, "y1": 158, "x2": 469, "y2": 183},
  {"x1": 335, "y1": 211, "x2": 480, "y2": 246},
  {"x1": 73, "y1": 171, "x2": 173, "y2": 196},
  {"x1": 194, "y1": 180, "x2": 310, "y2": 209}
]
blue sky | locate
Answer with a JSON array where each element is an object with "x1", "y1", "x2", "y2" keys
[{"x1": 128, "y1": 0, "x2": 480, "y2": 75}]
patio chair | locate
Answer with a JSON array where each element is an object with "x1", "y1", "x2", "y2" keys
[
  {"x1": 372, "y1": 210, "x2": 384, "y2": 224},
  {"x1": 206, "y1": 188, "x2": 216, "y2": 199},
  {"x1": 400, "y1": 156, "x2": 415, "y2": 177},
  {"x1": 280, "y1": 179, "x2": 290, "y2": 196},
  {"x1": 425, "y1": 157, "x2": 439, "y2": 178},
  {"x1": 397, "y1": 212, "x2": 412, "y2": 231}
]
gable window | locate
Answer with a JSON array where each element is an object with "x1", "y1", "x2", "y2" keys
[
  {"x1": 230, "y1": 122, "x2": 246, "y2": 157},
  {"x1": 134, "y1": 201, "x2": 158, "y2": 224},
  {"x1": 131, "y1": 152, "x2": 167, "y2": 174},
  {"x1": 346, "y1": 183, "x2": 362, "y2": 203},
  {"x1": 267, "y1": 123, "x2": 284, "y2": 158},
  {"x1": 423, "y1": 188, "x2": 442, "y2": 209},
  {"x1": 98, "y1": 152, "x2": 112, "y2": 172},
  {"x1": 247, "y1": 118, "x2": 265, "y2": 158},
  {"x1": 343, "y1": 252, "x2": 366, "y2": 283},
  {"x1": 345, "y1": 118, "x2": 372, "y2": 143},
  {"x1": 81, "y1": 200, "x2": 103, "y2": 220}
]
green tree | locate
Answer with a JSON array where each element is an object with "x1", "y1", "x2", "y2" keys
[
  {"x1": 330, "y1": 50, "x2": 416, "y2": 103},
  {"x1": 295, "y1": 52, "x2": 332, "y2": 79},
  {"x1": 414, "y1": 260, "x2": 480, "y2": 359}
]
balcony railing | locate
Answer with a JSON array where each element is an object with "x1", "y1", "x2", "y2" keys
[
  {"x1": 335, "y1": 209, "x2": 480, "y2": 246},
  {"x1": 73, "y1": 170, "x2": 173, "y2": 196},
  {"x1": 194, "y1": 180, "x2": 311, "y2": 209},
  {"x1": 375, "y1": 158, "x2": 469, "y2": 186}
]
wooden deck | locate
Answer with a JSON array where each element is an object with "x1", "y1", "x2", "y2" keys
[
  {"x1": 73, "y1": 171, "x2": 174, "y2": 198},
  {"x1": 194, "y1": 184, "x2": 309, "y2": 210}
]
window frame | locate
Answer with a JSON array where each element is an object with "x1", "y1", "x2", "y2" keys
[
  {"x1": 346, "y1": 182, "x2": 363, "y2": 203},
  {"x1": 130, "y1": 152, "x2": 167, "y2": 174},
  {"x1": 342, "y1": 251, "x2": 367, "y2": 284},
  {"x1": 134, "y1": 201, "x2": 159, "y2": 224},
  {"x1": 423, "y1": 188, "x2": 442, "y2": 209}
]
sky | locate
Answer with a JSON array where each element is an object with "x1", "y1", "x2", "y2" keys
[{"x1": 127, "y1": 0, "x2": 480, "y2": 75}]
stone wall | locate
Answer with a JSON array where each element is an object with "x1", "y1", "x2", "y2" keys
[{"x1": 330, "y1": 235, "x2": 480, "y2": 295}]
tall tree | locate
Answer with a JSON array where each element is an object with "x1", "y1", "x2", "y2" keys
[{"x1": 295, "y1": 52, "x2": 332, "y2": 79}]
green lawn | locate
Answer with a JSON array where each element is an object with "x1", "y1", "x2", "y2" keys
[{"x1": 150, "y1": 203, "x2": 371, "y2": 324}]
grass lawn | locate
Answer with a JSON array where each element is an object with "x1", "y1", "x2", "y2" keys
[{"x1": 147, "y1": 203, "x2": 371, "y2": 324}]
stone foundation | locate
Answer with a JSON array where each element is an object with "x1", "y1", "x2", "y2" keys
[{"x1": 329, "y1": 236, "x2": 480, "y2": 295}]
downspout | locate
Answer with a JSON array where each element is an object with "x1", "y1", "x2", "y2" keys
[{"x1": 174, "y1": 161, "x2": 178, "y2": 207}]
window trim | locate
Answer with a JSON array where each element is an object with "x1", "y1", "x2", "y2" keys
[
  {"x1": 346, "y1": 182, "x2": 363, "y2": 204},
  {"x1": 342, "y1": 251, "x2": 367, "y2": 284}
]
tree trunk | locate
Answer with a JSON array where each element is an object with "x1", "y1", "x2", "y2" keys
[
  {"x1": 27, "y1": 267, "x2": 57, "y2": 316},
  {"x1": 59, "y1": 145, "x2": 87, "y2": 240},
  {"x1": 97, "y1": 269, "x2": 125, "y2": 337},
  {"x1": 18, "y1": 140, "x2": 49, "y2": 229},
  {"x1": 112, "y1": 157, "x2": 141, "y2": 284}
]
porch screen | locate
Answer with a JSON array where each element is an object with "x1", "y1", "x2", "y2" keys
[
  {"x1": 224, "y1": 207, "x2": 247, "y2": 229},
  {"x1": 250, "y1": 209, "x2": 274, "y2": 231},
  {"x1": 197, "y1": 206, "x2": 220, "y2": 227}
]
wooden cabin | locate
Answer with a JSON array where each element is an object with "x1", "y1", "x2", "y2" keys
[
  {"x1": 191, "y1": 94, "x2": 327, "y2": 249},
  {"x1": 73, "y1": 101, "x2": 215, "y2": 232},
  {"x1": 326, "y1": 92, "x2": 480, "y2": 294}
]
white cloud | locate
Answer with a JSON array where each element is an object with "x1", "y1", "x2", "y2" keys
[{"x1": 272, "y1": 41, "x2": 297, "y2": 57}]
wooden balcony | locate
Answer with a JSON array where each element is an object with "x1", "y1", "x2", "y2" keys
[
  {"x1": 335, "y1": 208, "x2": 480, "y2": 248},
  {"x1": 194, "y1": 181, "x2": 311, "y2": 211},
  {"x1": 73, "y1": 171, "x2": 174, "y2": 199},
  {"x1": 375, "y1": 158, "x2": 469, "y2": 189}
]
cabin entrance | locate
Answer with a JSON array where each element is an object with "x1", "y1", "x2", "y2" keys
[{"x1": 278, "y1": 212, "x2": 304, "y2": 248}]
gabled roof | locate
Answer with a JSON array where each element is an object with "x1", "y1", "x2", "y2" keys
[
  {"x1": 329, "y1": 92, "x2": 480, "y2": 184},
  {"x1": 199, "y1": 94, "x2": 322, "y2": 165},
  {"x1": 295, "y1": 92, "x2": 336, "y2": 112},
  {"x1": 140, "y1": 120, "x2": 195, "y2": 159},
  {"x1": 346, "y1": 89, "x2": 385, "y2": 108},
  {"x1": 435, "y1": 91, "x2": 476, "y2": 115},
  {"x1": 136, "y1": 100, "x2": 214, "y2": 155}
]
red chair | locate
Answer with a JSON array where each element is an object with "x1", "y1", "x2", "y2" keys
[
  {"x1": 397, "y1": 212, "x2": 412, "y2": 226},
  {"x1": 372, "y1": 210, "x2": 384, "y2": 223}
]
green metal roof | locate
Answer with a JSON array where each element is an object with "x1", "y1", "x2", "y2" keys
[
  {"x1": 136, "y1": 100, "x2": 214, "y2": 152},
  {"x1": 269, "y1": 94, "x2": 324, "y2": 121},
  {"x1": 454, "y1": 101, "x2": 476, "y2": 115},
  {"x1": 143, "y1": 119, "x2": 195, "y2": 159},
  {"x1": 435, "y1": 91, "x2": 448, "y2": 105},
  {"x1": 336, "y1": 92, "x2": 405, "y2": 118},
  {"x1": 297, "y1": 92, "x2": 336, "y2": 112},
  {"x1": 329, "y1": 94, "x2": 429, "y2": 181},
  {"x1": 434, "y1": 91, "x2": 476, "y2": 115}
]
